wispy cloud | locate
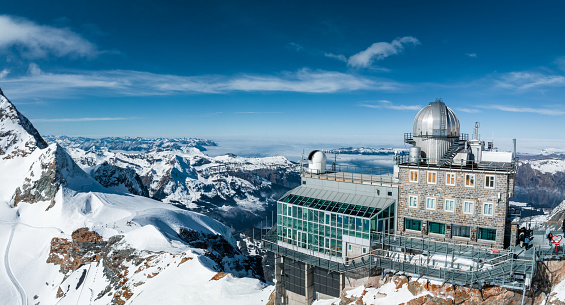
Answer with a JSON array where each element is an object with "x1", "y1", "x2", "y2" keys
[
  {"x1": 0, "y1": 68, "x2": 9, "y2": 79},
  {"x1": 0, "y1": 15, "x2": 97, "y2": 58},
  {"x1": 32, "y1": 117, "x2": 136, "y2": 123},
  {"x1": 495, "y1": 71, "x2": 565, "y2": 90},
  {"x1": 235, "y1": 112, "x2": 282, "y2": 114},
  {"x1": 0, "y1": 66, "x2": 403, "y2": 99},
  {"x1": 479, "y1": 105, "x2": 565, "y2": 116},
  {"x1": 348, "y1": 37, "x2": 420, "y2": 68},
  {"x1": 287, "y1": 42, "x2": 303, "y2": 52},
  {"x1": 324, "y1": 53, "x2": 347, "y2": 62},
  {"x1": 456, "y1": 107, "x2": 480, "y2": 113},
  {"x1": 466, "y1": 53, "x2": 477, "y2": 58},
  {"x1": 359, "y1": 100, "x2": 421, "y2": 111}
]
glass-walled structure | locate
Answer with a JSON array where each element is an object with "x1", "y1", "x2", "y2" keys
[{"x1": 276, "y1": 189, "x2": 395, "y2": 260}]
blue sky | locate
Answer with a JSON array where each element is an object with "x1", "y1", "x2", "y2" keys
[{"x1": 1, "y1": 0, "x2": 565, "y2": 153}]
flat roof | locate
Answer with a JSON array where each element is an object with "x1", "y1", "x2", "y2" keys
[{"x1": 279, "y1": 185, "x2": 395, "y2": 218}]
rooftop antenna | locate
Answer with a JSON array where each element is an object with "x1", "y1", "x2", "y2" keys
[{"x1": 473, "y1": 122, "x2": 480, "y2": 140}]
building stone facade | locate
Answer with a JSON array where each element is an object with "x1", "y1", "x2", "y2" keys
[{"x1": 397, "y1": 165, "x2": 515, "y2": 248}]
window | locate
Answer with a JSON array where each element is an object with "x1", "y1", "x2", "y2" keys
[
  {"x1": 452, "y1": 225, "x2": 471, "y2": 238},
  {"x1": 446, "y1": 172, "x2": 456, "y2": 186},
  {"x1": 465, "y1": 174, "x2": 475, "y2": 187},
  {"x1": 483, "y1": 202, "x2": 494, "y2": 216},
  {"x1": 409, "y1": 170, "x2": 419, "y2": 182},
  {"x1": 463, "y1": 201, "x2": 474, "y2": 214},
  {"x1": 444, "y1": 199, "x2": 455, "y2": 212},
  {"x1": 409, "y1": 195, "x2": 418, "y2": 208},
  {"x1": 426, "y1": 197, "x2": 436, "y2": 210},
  {"x1": 478, "y1": 228, "x2": 496, "y2": 241},
  {"x1": 362, "y1": 247, "x2": 367, "y2": 254},
  {"x1": 428, "y1": 221, "x2": 445, "y2": 235},
  {"x1": 405, "y1": 218, "x2": 422, "y2": 231},
  {"x1": 485, "y1": 175, "x2": 495, "y2": 189},
  {"x1": 348, "y1": 244, "x2": 351, "y2": 251},
  {"x1": 427, "y1": 171, "x2": 437, "y2": 184}
]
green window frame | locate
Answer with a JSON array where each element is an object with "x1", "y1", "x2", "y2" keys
[
  {"x1": 478, "y1": 227, "x2": 496, "y2": 241},
  {"x1": 405, "y1": 218, "x2": 422, "y2": 231},
  {"x1": 428, "y1": 221, "x2": 445, "y2": 235}
]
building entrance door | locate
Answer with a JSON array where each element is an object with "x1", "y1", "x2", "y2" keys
[{"x1": 297, "y1": 230, "x2": 307, "y2": 248}]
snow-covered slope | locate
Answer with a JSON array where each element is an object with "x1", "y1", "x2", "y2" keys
[
  {"x1": 48, "y1": 138, "x2": 300, "y2": 231},
  {"x1": 0, "y1": 89, "x2": 272, "y2": 305}
]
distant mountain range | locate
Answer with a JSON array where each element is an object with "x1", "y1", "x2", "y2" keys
[{"x1": 44, "y1": 135, "x2": 217, "y2": 152}]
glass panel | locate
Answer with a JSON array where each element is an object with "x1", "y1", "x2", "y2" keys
[
  {"x1": 363, "y1": 219, "x2": 370, "y2": 233},
  {"x1": 297, "y1": 207, "x2": 302, "y2": 219},
  {"x1": 331, "y1": 214, "x2": 337, "y2": 227},
  {"x1": 428, "y1": 222, "x2": 445, "y2": 234},
  {"x1": 405, "y1": 218, "x2": 422, "y2": 231},
  {"x1": 478, "y1": 228, "x2": 496, "y2": 241},
  {"x1": 337, "y1": 215, "x2": 343, "y2": 228},
  {"x1": 452, "y1": 225, "x2": 471, "y2": 238},
  {"x1": 356, "y1": 218, "x2": 363, "y2": 231}
]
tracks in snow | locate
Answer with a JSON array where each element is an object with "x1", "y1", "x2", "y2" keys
[{"x1": 5, "y1": 223, "x2": 27, "y2": 305}]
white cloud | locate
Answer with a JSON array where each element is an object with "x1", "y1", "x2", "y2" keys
[
  {"x1": 324, "y1": 53, "x2": 347, "y2": 62},
  {"x1": 495, "y1": 71, "x2": 565, "y2": 90},
  {"x1": 0, "y1": 67, "x2": 404, "y2": 99},
  {"x1": 287, "y1": 42, "x2": 303, "y2": 52},
  {"x1": 359, "y1": 100, "x2": 421, "y2": 111},
  {"x1": 348, "y1": 36, "x2": 420, "y2": 68},
  {"x1": 466, "y1": 53, "x2": 477, "y2": 58},
  {"x1": 32, "y1": 117, "x2": 135, "y2": 122},
  {"x1": 0, "y1": 68, "x2": 9, "y2": 79},
  {"x1": 456, "y1": 107, "x2": 480, "y2": 113},
  {"x1": 0, "y1": 15, "x2": 97, "y2": 58},
  {"x1": 479, "y1": 105, "x2": 565, "y2": 116}
]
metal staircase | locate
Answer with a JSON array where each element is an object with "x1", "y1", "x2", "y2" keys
[{"x1": 437, "y1": 134, "x2": 469, "y2": 167}]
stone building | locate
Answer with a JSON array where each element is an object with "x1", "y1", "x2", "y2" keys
[{"x1": 396, "y1": 100, "x2": 517, "y2": 248}]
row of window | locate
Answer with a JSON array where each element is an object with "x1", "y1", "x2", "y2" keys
[
  {"x1": 408, "y1": 195, "x2": 495, "y2": 216},
  {"x1": 409, "y1": 170, "x2": 496, "y2": 189},
  {"x1": 404, "y1": 218, "x2": 497, "y2": 241}
]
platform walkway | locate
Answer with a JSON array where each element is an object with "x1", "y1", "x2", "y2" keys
[{"x1": 262, "y1": 227, "x2": 537, "y2": 290}]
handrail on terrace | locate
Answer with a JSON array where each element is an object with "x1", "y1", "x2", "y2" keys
[
  {"x1": 300, "y1": 162, "x2": 395, "y2": 186},
  {"x1": 262, "y1": 227, "x2": 535, "y2": 289},
  {"x1": 371, "y1": 231, "x2": 507, "y2": 253},
  {"x1": 395, "y1": 154, "x2": 518, "y2": 173}
]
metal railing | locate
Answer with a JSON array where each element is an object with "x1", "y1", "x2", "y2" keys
[
  {"x1": 300, "y1": 163, "x2": 395, "y2": 186},
  {"x1": 395, "y1": 154, "x2": 518, "y2": 173},
  {"x1": 262, "y1": 226, "x2": 537, "y2": 290}
]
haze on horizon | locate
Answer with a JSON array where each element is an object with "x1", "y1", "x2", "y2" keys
[{"x1": 0, "y1": 0, "x2": 564, "y2": 155}]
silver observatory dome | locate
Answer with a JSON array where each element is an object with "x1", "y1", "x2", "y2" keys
[{"x1": 413, "y1": 99, "x2": 460, "y2": 138}]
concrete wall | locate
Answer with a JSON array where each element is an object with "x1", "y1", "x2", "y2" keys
[{"x1": 397, "y1": 165, "x2": 515, "y2": 248}]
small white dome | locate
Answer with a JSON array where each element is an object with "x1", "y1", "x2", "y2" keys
[
  {"x1": 413, "y1": 100, "x2": 459, "y2": 138},
  {"x1": 307, "y1": 150, "x2": 326, "y2": 174},
  {"x1": 308, "y1": 150, "x2": 326, "y2": 163}
]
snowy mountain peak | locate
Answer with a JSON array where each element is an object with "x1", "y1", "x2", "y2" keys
[{"x1": 0, "y1": 90, "x2": 48, "y2": 159}]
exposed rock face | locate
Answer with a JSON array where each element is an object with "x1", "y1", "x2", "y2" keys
[
  {"x1": 515, "y1": 155, "x2": 565, "y2": 208},
  {"x1": 178, "y1": 228, "x2": 265, "y2": 281},
  {"x1": 343, "y1": 270, "x2": 565, "y2": 305},
  {"x1": 91, "y1": 161, "x2": 149, "y2": 197},
  {"x1": 47, "y1": 227, "x2": 265, "y2": 305},
  {"x1": 12, "y1": 143, "x2": 89, "y2": 207},
  {"x1": 0, "y1": 89, "x2": 48, "y2": 159}
]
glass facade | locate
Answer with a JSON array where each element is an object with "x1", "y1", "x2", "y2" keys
[{"x1": 276, "y1": 196, "x2": 395, "y2": 258}]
